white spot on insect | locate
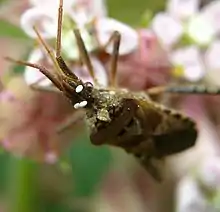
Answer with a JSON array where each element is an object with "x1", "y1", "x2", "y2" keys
[
  {"x1": 75, "y1": 84, "x2": 83, "y2": 93},
  {"x1": 109, "y1": 91, "x2": 115, "y2": 95},
  {"x1": 79, "y1": 100, "x2": 87, "y2": 108},
  {"x1": 74, "y1": 102, "x2": 80, "y2": 109},
  {"x1": 74, "y1": 100, "x2": 88, "y2": 109}
]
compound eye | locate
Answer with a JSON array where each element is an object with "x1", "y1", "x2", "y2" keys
[
  {"x1": 84, "y1": 82, "x2": 93, "y2": 91},
  {"x1": 85, "y1": 82, "x2": 93, "y2": 87}
]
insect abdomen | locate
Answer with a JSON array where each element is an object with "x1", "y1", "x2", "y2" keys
[
  {"x1": 151, "y1": 107, "x2": 198, "y2": 157},
  {"x1": 153, "y1": 124, "x2": 197, "y2": 157}
]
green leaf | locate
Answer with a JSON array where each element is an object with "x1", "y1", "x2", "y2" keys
[
  {"x1": 176, "y1": 32, "x2": 197, "y2": 48},
  {"x1": 0, "y1": 151, "x2": 11, "y2": 193},
  {"x1": 0, "y1": 0, "x2": 8, "y2": 5},
  {"x1": 7, "y1": 157, "x2": 40, "y2": 212},
  {"x1": 69, "y1": 135, "x2": 113, "y2": 197},
  {"x1": 41, "y1": 202, "x2": 71, "y2": 212},
  {"x1": 0, "y1": 19, "x2": 29, "y2": 39},
  {"x1": 12, "y1": 64, "x2": 26, "y2": 74},
  {"x1": 140, "y1": 9, "x2": 154, "y2": 27},
  {"x1": 107, "y1": 0, "x2": 165, "y2": 26}
]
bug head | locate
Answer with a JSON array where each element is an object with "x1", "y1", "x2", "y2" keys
[{"x1": 5, "y1": 0, "x2": 121, "y2": 112}]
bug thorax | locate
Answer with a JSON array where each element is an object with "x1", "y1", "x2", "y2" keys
[{"x1": 84, "y1": 87, "x2": 130, "y2": 134}]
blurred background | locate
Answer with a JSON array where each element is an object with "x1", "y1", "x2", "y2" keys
[{"x1": 1, "y1": 0, "x2": 220, "y2": 211}]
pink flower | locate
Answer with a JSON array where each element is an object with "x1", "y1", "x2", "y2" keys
[
  {"x1": 150, "y1": 0, "x2": 220, "y2": 83},
  {"x1": 0, "y1": 77, "x2": 83, "y2": 163},
  {"x1": 176, "y1": 156, "x2": 220, "y2": 212},
  {"x1": 115, "y1": 29, "x2": 172, "y2": 91},
  {"x1": 20, "y1": 0, "x2": 138, "y2": 59},
  {"x1": 95, "y1": 170, "x2": 152, "y2": 212}
]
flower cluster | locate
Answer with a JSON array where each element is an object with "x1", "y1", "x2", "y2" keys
[
  {"x1": 146, "y1": 1, "x2": 220, "y2": 211},
  {"x1": 150, "y1": 0, "x2": 220, "y2": 84},
  {"x1": 0, "y1": 0, "x2": 173, "y2": 163},
  {"x1": 0, "y1": 76, "x2": 84, "y2": 163},
  {"x1": 3, "y1": 0, "x2": 220, "y2": 211},
  {"x1": 176, "y1": 156, "x2": 220, "y2": 212}
]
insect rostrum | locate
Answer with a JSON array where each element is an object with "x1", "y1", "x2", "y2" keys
[{"x1": 5, "y1": 0, "x2": 202, "y2": 182}]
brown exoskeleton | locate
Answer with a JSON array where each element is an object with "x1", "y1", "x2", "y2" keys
[{"x1": 5, "y1": 0, "x2": 220, "y2": 182}]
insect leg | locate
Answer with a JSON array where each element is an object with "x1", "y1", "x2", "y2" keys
[
  {"x1": 146, "y1": 86, "x2": 166, "y2": 96},
  {"x1": 165, "y1": 85, "x2": 220, "y2": 95},
  {"x1": 109, "y1": 31, "x2": 121, "y2": 87},
  {"x1": 147, "y1": 85, "x2": 220, "y2": 96},
  {"x1": 102, "y1": 31, "x2": 119, "y2": 51},
  {"x1": 90, "y1": 21, "x2": 117, "y2": 51},
  {"x1": 145, "y1": 86, "x2": 167, "y2": 102},
  {"x1": 92, "y1": 30, "x2": 121, "y2": 87},
  {"x1": 57, "y1": 110, "x2": 85, "y2": 133},
  {"x1": 73, "y1": 29, "x2": 98, "y2": 85},
  {"x1": 143, "y1": 156, "x2": 163, "y2": 182}
]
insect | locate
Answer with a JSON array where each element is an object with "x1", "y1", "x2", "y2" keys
[{"x1": 5, "y1": 0, "x2": 220, "y2": 182}]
